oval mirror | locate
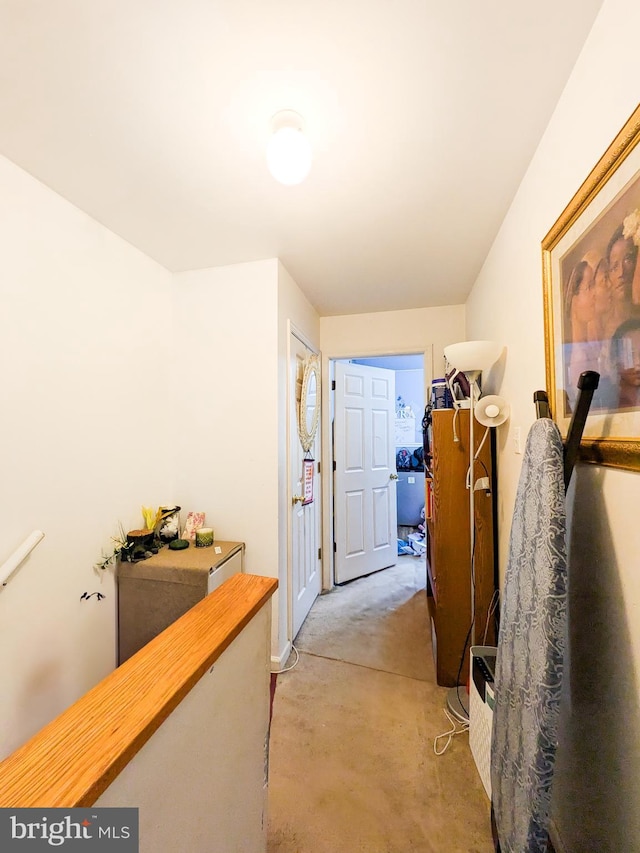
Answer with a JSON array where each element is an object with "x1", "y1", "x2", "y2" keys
[{"x1": 298, "y1": 355, "x2": 321, "y2": 452}]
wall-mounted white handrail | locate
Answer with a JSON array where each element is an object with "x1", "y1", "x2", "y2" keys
[{"x1": 0, "y1": 530, "x2": 44, "y2": 588}]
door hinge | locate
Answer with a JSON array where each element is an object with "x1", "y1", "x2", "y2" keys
[
  {"x1": 331, "y1": 380, "x2": 336, "y2": 390},
  {"x1": 317, "y1": 461, "x2": 321, "y2": 474},
  {"x1": 333, "y1": 542, "x2": 337, "y2": 553},
  {"x1": 318, "y1": 547, "x2": 322, "y2": 560},
  {"x1": 333, "y1": 460, "x2": 336, "y2": 471}
]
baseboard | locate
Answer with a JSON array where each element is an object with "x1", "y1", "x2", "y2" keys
[{"x1": 271, "y1": 641, "x2": 292, "y2": 672}]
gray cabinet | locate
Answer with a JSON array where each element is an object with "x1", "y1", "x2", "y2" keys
[{"x1": 117, "y1": 541, "x2": 244, "y2": 664}]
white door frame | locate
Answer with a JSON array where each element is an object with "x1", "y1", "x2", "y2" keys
[
  {"x1": 320, "y1": 347, "x2": 431, "y2": 591},
  {"x1": 287, "y1": 322, "x2": 322, "y2": 643}
]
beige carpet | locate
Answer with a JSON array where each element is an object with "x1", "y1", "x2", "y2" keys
[{"x1": 267, "y1": 556, "x2": 494, "y2": 853}]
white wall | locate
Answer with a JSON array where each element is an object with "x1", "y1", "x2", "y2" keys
[
  {"x1": 320, "y1": 305, "x2": 465, "y2": 384},
  {"x1": 466, "y1": 0, "x2": 640, "y2": 847},
  {"x1": 0, "y1": 172, "x2": 318, "y2": 757},
  {"x1": 0, "y1": 154, "x2": 173, "y2": 758},
  {"x1": 172, "y1": 259, "x2": 319, "y2": 661},
  {"x1": 172, "y1": 258, "x2": 280, "y2": 593}
]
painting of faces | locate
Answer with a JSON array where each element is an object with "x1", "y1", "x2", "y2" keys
[{"x1": 561, "y1": 171, "x2": 640, "y2": 414}]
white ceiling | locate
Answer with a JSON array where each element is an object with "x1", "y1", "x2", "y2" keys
[{"x1": 0, "y1": 1, "x2": 603, "y2": 316}]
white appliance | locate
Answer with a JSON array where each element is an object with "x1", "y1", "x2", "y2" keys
[
  {"x1": 396, "y1": 443, "x2": 424, "y2": 526},
  {"x1": 469, "y1": 645, "x2": 497, "y2": 798},
  {"x1": 396, "y1": 471, "x2": 425, "y2": 525},
  {"x1": 207, "y1": 547, "x2": 244, "y2": 594}
]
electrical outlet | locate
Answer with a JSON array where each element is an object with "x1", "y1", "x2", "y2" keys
[{"x1": 514, "y1": 426, "x2": 522, "y2": 454}]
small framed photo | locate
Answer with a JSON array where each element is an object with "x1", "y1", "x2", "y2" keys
[{"x1": 542, "y1": 104, "x2": 640, "y2": 472}]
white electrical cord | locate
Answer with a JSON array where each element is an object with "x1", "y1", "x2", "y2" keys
[
  {"x1": 466, "y1": 429, "x2": 492, "y2": 491},
  {"x1": 271, "y1": 644, "x2": 300, "y2": 674},
  {"x1": 483, "y1": 589, "x2": 500, "y2": 645},
  {"x1": 444, "y1": 362, "x2": 462, "y2": 444},
  {"x1": 474, "y1": 425, "x2": 490, "y2": 462},
  {"x1": 434, "y1": 707, "x2": 470, "y2": 755}
]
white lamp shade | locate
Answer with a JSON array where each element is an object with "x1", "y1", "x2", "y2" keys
[
  {"x1": 443, "y1": 340, "x2": 503, "y2": 375},
  {"x1": 475, "y1": 395, "x2": 510, "y2": 427},
  {"x1": 266, "y1": 126, "x2": 312, "y2": 186}
]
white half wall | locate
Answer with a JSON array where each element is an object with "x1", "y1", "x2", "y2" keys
[
  {"x1": 97, "y1": 602, "x2": 272, "y2": 853},
  {"x1": 465, "y1": 0, "x2": 640, "y2": 847},
  {"x1": 0, "y1": 154, "x2": 173, "y2": 758}
]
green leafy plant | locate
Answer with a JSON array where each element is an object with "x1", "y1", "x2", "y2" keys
[{"x1": 95, "y1": 523, "x2": 134, "y2": 571}]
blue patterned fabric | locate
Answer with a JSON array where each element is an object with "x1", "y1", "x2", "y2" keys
[{"x1": 491, "y1": 418, "x2": 567, "y2": 853}]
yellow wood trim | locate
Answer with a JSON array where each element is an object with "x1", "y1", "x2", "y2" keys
[
  {"x1": 540, "y1": 104, "x2": 640, "y2": 471},
  {"x1": 0, "y1": 573, "x2": 277, "y2": 807}
]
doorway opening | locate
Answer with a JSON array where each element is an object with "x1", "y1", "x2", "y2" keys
[{"x1": 328, "y1": 352, "x2": 426, "y2": 588}]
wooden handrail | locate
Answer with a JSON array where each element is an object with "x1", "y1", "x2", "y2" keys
[{"x1": 0, "y1": 573, "x2": 277, "y2": 807}]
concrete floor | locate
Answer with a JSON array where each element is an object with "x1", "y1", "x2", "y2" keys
[{"x1": 267, "y1": 556, "x2": 494, "y2": 853}]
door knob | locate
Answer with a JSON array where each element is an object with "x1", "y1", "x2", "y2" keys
[
  {"x1": 292, "y1": 494, "x2": 305, "y2": 504},
  {"x1": 389, "y1": 473, "x2": 399, "y2": 480}
]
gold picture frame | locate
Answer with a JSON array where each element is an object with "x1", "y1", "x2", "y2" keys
[
  {"x1": 297, "y1": 354, "x2": 320, "y2": 453},
  {"x1": 542, "y1": 104, "x2": 640, "y2": 472}
]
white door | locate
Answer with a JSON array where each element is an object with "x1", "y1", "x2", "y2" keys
[
  {"x1": 289, "y1": 334, "x2": 322, "y2": 639},
  {"x1": 334, "y1": 361, "x2": 397, "y2": 584}
]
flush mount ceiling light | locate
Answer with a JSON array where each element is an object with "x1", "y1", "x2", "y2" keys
[{"x1": 266, "y1": 110, "x2": 312, "y2": 186}]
